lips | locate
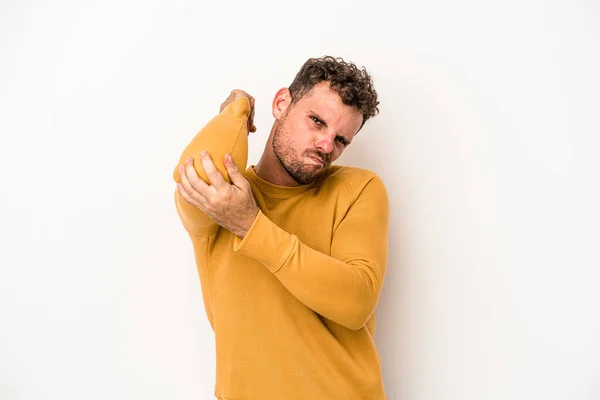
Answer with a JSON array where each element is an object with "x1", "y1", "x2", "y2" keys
[{"x1": 309, "y1": 156, "x2": 324, "y2": 165}]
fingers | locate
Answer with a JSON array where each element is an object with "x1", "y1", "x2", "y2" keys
[
  {"x1": 248, "y1": 97, "x2": 256, "y2": 133},
  {"x1": 177, "y1": 181, "x2": 200, "y2": 208},
  {"x1": 220, "y1": 90, "x2": 257, "y2": 133},
  {"x1": 239, "y1": 90, "x2": 253, "y2": 103},
  {"x1": 178, "y1": 161, "x2": 207, "y2": 207},
  {"x1": 220, "y1": 90, "x2": 239, "y2": 113},
  {"x1": 245, "y1": 94, "x2": 256, "y2": 132},
  {"x1": 198, "y1": 152, "x2": 227, "y2": 188},
  {"x1": 225, "y1": 153, "x2": 248, "y2": 188}
]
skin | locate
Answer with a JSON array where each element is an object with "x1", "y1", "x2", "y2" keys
[
  {"x1": 176, "y1": 83, "x2": 364, "y2": 239},
  {"x1": 255, "y1": 82, "x2": 363, "y2": 186}
]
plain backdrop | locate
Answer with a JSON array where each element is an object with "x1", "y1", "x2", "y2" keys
[{"x1": 1, "y1": 1, "x2": 599, "y2": 399}]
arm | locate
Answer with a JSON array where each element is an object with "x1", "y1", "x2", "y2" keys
[
  {"x1": 173, "y1": 96, "x2": 251, "y2": 236},
  {"x1": 232, "y1": 175, "x2": 390, "y2": 330}
]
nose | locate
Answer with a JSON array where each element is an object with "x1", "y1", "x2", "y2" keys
[{"x1": 314, "y1": 135, "x2": 334, "y2": 154}]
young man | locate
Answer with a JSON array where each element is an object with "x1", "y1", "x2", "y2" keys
[{"x1": 174, "y1": 56, "x2": 389, "y2": 399}]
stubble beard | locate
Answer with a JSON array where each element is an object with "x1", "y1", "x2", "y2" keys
[{"x1": 272, "y1": 120, "x2": 329, "y2": 185}]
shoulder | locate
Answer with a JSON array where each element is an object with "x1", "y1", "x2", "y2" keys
[{"x1": 319, "y1": 165, "x2": 388, "y2": 204}]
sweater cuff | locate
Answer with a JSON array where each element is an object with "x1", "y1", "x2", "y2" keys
[
  {"x1": 232, "y1": 209, "x2": 297, "y2": 273},
  {"x1": 221, "y1": 96, "x2": 250, "y2": 121}
]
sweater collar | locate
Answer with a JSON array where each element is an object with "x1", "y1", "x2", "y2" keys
[{"x1": 245, "y1": 165, "x2": 317, "y2": 199}]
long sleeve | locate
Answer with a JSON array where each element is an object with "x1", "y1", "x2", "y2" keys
[
  {"x1": 232, "y1": 175, "x2": 390, "y2": 330},
  {"x1": 173, "y1": 97, "x2": 250, "y2": 237}
]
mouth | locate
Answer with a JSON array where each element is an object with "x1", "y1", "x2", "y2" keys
[{"x1": 308, "y1": 156, "x2": 325, "y2": 166}]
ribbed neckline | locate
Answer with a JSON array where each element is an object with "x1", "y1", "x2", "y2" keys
[{"x1": 245, "y1": 165, "x2": 317, "y2": 199}]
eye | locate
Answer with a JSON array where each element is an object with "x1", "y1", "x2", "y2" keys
[
  {"x1": 336, "y1": 136, "x2": 348, "y2": 146},
  {"x1": 310, "y1": 116, "x2": 322, "y2": 126}
]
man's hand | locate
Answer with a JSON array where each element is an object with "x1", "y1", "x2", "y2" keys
[
  {"x1": 176, "y1": 151, "x2": 259, "y2": 239},
  {"x1": 220, "y1": 89, "x2": 256, "y2": 133}
]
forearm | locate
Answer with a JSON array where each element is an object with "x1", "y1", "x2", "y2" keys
[{"x1": 233, "y1": 210, "x2": 388, "y2": 330}]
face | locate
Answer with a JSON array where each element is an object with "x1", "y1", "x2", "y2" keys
[{"x1": 271, "y1": 82, "x2": 363, "y2": 185}]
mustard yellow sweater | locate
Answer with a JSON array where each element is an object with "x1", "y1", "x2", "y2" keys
[{"x1": 173, "y1": 98, "x2": 390, "y2": 400}]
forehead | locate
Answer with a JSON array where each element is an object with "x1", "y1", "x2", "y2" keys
[{"x1": 294, "y1": 83, "x2": 363, "y2": 133}]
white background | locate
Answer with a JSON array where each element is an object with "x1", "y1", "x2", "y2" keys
[{"x1": 1, "y1": 1, "x2": 599, "y2": 399}]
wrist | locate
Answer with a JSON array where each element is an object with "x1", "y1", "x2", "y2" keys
[{"x1": 236, "y1": 208, "x2": 259, "y2": 239}]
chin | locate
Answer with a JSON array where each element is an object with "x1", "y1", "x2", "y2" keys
[{"x1": 302, "y1": 166, "x2": 327, "y2": 183}]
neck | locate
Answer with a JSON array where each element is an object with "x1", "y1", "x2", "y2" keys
[{"x1": 253, "y1": 130, "x2": 303, "y2": 187}]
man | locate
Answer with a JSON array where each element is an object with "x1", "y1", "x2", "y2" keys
[{"x1": 173, "y1": 56, "x2": 389, "y2": 399}]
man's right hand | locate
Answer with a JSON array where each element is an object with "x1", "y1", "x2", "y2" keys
[{"x1": 220, "y1": 89, "x2": 256, "y2": 133}]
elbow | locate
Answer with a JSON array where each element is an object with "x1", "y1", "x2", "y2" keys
[
  {"x1": 342, "y1": 262, "x2": 383, "y2": 330},
  {"x1": 174, "y1": 188, "x2": 214, "y2": 236},
  {"x1": 336, "y1": 280, "x2": 381, "y2": 330},
  {"x1": 343, "y1": 300, "x2": 378, "y2": 330}
]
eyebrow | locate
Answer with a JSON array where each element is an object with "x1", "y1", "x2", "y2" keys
[
  {"x1": 308, "y1": 109, "x2": 328, "y2": 128},
  {"x1": 308, "y1": 109, "x2": 352, "y2": 145}
]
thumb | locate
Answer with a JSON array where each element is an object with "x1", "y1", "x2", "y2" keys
[{"x1": 225, "y1": 154, "x2": 245, "y2": 186}]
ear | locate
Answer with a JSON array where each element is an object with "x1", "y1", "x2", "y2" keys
[{"x1": 272, "y1": 87, "x2": 291, "y2": 120}]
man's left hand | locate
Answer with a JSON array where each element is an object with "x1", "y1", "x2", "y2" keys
[{"x1": 177, "y1": 152, "x2": 259, "y2": 239}]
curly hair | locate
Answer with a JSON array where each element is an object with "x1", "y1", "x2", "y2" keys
[{"x1": 288, "y1": 56, "x2": 379, "y2": 131}]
